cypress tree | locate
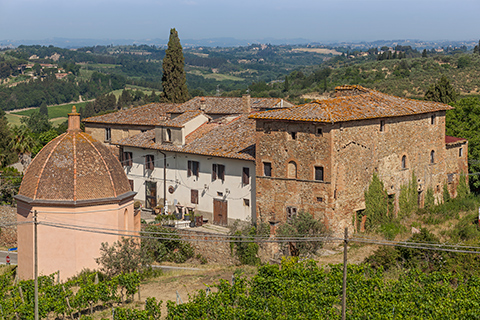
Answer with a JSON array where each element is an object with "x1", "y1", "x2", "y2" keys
[
  {"x1": 39, "y1": 101, "x2": 48, "y2": 116},
  {"x1": 162, "y1": 28, "x2": 189, "y2": 103}
]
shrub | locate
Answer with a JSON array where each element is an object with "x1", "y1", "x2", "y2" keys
[
  {"x1": 230, "y1": 225, "x2": 260, "y2": 265},
  {"x1": 95, "y1": 237, "x2": 152, "y2": 278},
  {"x1": 141, "y1": 225, "x2": 194, "y2": 263},
  {"x1": 277, "y1": 211, "x2": 326, "y2": 256}
]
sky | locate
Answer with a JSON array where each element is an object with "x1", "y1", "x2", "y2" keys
[{"x1": 0, "y1": 0, "x2": 479, "y2": 44}]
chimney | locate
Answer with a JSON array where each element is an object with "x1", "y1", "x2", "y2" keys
[
  {"x1": 242, "y1": 94, "x2": 251, "y2": 113},
  {"x1": 199, "y1": 97, "x2": 206, "y2": 111},
  {"x1": 67, "y1": 106, "x2": 81, "y2": 132}
]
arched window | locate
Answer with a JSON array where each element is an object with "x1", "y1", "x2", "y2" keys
[
  {"x1": 430, "y1": 150, "x2": 435, "y2": 164},
  {"x1": 401, "y1": 155, "x2": 407, "y2": 169},
  {"x1": 287, "y1": 161, "x2": 297, "y2": 179},
  {"x1": 166, "y1": 128, "x2": 172, "y2": 142},
  {"x1": 124, "y1": 209, "x2": 128, "y2": 230}
]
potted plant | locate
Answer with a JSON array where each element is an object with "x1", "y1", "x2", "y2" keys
[{"x1": 154, "y1": 205, "x2": 163, "y2": 214}]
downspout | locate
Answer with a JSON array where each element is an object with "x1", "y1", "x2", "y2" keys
[{"x1": 158, "y1": 150, "x2": 167, "y2": 213}]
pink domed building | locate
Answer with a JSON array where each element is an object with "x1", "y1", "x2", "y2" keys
[{"x1": 16, "y1": 107, "x2": 139, "y2": 281}]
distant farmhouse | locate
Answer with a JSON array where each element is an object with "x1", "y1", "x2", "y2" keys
[{"x1": 83, "y1": 88, "x2": 467, "y2": 234}]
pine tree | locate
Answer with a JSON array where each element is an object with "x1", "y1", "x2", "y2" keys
[
  {"x1": 422, "y1": 49, "x2": 428, "y2": 58},
  {"x1": 162, "y1": 28, "x2": 189, "y2": 103}
]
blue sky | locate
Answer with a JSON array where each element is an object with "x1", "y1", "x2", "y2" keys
[{"x1": 0, "y1": 0, "x2": 479, "y2": 43}]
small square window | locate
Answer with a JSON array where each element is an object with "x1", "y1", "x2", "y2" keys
[
  {"x1": 289, "y1": 132, "x2": 297, "y2": 140},
  {"x1": 286, "y1": 206, "x2": 297, "y2": 221},
  {"x1": 380, "y1": 120, "x2": 385, "y2": 132},
  {"x1": 145, "y1": 155, "x2": 154, "y2": 171},
  {"x1": 243, "y1": 199, "x2": 250, "y2": 206},
  {"x1": 123, "y1": 152, "x2": 133, "y2": 167},
  {"x1": 242, "y1": 167, "x2": 250, "y2": 185},
  {"x1": 217, "y1": 191, "x2": 223, "y2": 197},
  {"x1": 316, "y1": 197, "x2": 323, "y2": 202},
  {"x1": 105, "y1": 128, "x2": 111, "y2": 142},
  {"x1": 264, "y1": 162, "x2": 272, "y2": 177},
  {"x1": 314, "y1": 166, "x2": 324, "y2": 181},
  {"x1": 191, "y1": 189, "x2": 199, "y2": 204},
  {"x1": 188, "y1": 160, "x2": 199, "y2": 177},
  {"x1": 316, "y1": 128, "x2": 323, "y2": 136}
]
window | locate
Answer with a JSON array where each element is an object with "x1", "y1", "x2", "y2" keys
[
  {"x1": 401, "y1": 155, "x2": 407, "y2": 169},
  {"x1": 242, "y1": 167, "x2": 250, "y2": 185},
  {"x1": 431, "y1": 114, "x2": 436, "y2": 125},
  {"x1": 430, "y1": 150, "x2": 435, "y2": 164},
  {"x1": 105, "y1": 128, "x2": 111, "y2": 141},
  {"x1": 217, "y1": 191, "x2": 223, "y2": 197},
  {"x1": 289, "y1": 132, "x2": 297, "y2": 140},
  {"x1": 188, "y1": 160, "x2": 199, "y2": 177},
  {"x1": 123, "y1": 152, "x2": 133, "y2": 167},
  {"x1": 459, "y1": 147, "x2": 463, "y2": 157},
  {"x1": 212, "y1": 164, "x2": 225, "y2": 182},
  {"x1": 448, "y1": 173, "x2": 454, "y2": 183},
  {"x1": 263, "y1": 162, "x2": 272, "y2": 177},
  {"x1": 166, "y1": 128, "x2": 172, "y2": 142},
  {"x1": 316, "y1": 197, "x2": 323, "y2": 202},
  {"x1": 243, "y1": 199, "x2": 250, "y2": 207},
  {"x1": 141, "y1": 129, "x2": 147, "y2": 133},
  {"x1": 316, "y1": 128, "x2": 323, "y2": 136},
  {"x1": 287, "y1": 161, "x2": 297, "y2": 179},
  {"x1": 145, "y1": 155, "x2": 154, "y2": 171},
  {"x1": 286, "y1": 206, "x2": 297, "y2": 221},
  {"x1": 380, "y1": 120, "x2": 385, "y2": 132},
  {"x1": 191, "y1": 189, "x2": 199, "y2": 204},
  {"x1": 314, "y1": 166, "x2": 324, "y2": 181}
]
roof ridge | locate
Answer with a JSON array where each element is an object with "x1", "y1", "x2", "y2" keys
[
  {"x1": 80, "y1": 132, "x2": 117, "y2": 197},
  {"x1": 33, "y1": 133, "x2": 69, "y2": 200}
]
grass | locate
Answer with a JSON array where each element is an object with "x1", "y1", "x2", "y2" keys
[
  {"x1": 188, "y1": 69, "x2": 245, "y2": 81},
  {"x1": 5, "y1": 114, "x2": 23, "y2": 127},
  {"x1": 11, "y1": 102, "x2": 88, "y2": 118},
  {"x1": 7, "y1": 102, "x2": 88, "y2": 126}
]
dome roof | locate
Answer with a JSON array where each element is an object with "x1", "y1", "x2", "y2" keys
[{"x1": 17, "y1": 108, "x2": 134, "y2": 205}]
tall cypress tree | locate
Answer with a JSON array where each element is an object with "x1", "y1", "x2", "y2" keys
[{"x1": 162, "y1": 28, "x2": 189, "y2": 103}]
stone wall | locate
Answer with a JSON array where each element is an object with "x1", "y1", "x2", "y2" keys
[
  {"x1": 255, "y1": 110, "x2": 466, "y2": 236},
  {"x1": 175, "y1": 228, "x2": 236, "y2": 265},
  {"x1": 445, "y1": 141, "x2": 468, "y2": 197}
]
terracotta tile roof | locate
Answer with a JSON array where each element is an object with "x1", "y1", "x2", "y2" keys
[
  {"x1": 249, "y1": 86, "x2": 453, "y2": 123},
  {"x1": 173, "y1": 96, "x2": 291, "y2": 114},
  {"x1": 115, "y1": 115, "x2": 255, "y2": 161},
  {"x1": 18, "y1": 131, "x2": 132, "y2": 203},
  {"x1": 445, "y1": 135, "x2": 467, "y2": 144},
  {"x1": 83, "y1": 103, "x2": 180, "y2": 126},
  {"x1": 162, "y1": 110, "x2": 205, "y2": 128}
]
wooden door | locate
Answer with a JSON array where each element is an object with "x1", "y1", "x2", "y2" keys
[
  {"x1": 145, "y1": 181, "x2": 157, "y2": 209},
  {"x1": 213, "y1": 199, "x2": 228, "y2": 226}
]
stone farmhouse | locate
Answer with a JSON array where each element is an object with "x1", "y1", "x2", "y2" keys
[
  {"x1": 83, "y1": 88, "x2": 467, "y2": 233},
  {"x1": 83, "y1": 96, "x2": 293, "y2": 225},
  {"x1": 249, "y1": 85, "x2": 468, "y2": 234}
]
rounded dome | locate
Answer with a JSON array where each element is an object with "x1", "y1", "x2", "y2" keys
[{"x1": 18, "y1": 109, "x2": 133, "y2": 205}]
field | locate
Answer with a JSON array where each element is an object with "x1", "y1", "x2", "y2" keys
[
  {"x1": 7, "y1": 102, "x2": 89, "y2": 126},
  {"x1": 188, "y1": 69, "x2": 245, "y2": 81}
]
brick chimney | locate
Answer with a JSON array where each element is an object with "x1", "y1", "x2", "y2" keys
[
  {"x1": 242, "y1": 94, "x2": 251, "y2": 113},
  {"x1": 199, "y1": 97, "x2": 206, "y2": 111},
  {"x1": 67, "y1": 106, "x2": 81, "y2": 132}
]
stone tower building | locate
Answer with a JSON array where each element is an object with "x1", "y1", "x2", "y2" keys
[
  {"x1": 16, "y1": 107, "x2": 139, "y2": 281},
  {"x1": 250, "y1": 86, "x2": 468, "y2": 234}
]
